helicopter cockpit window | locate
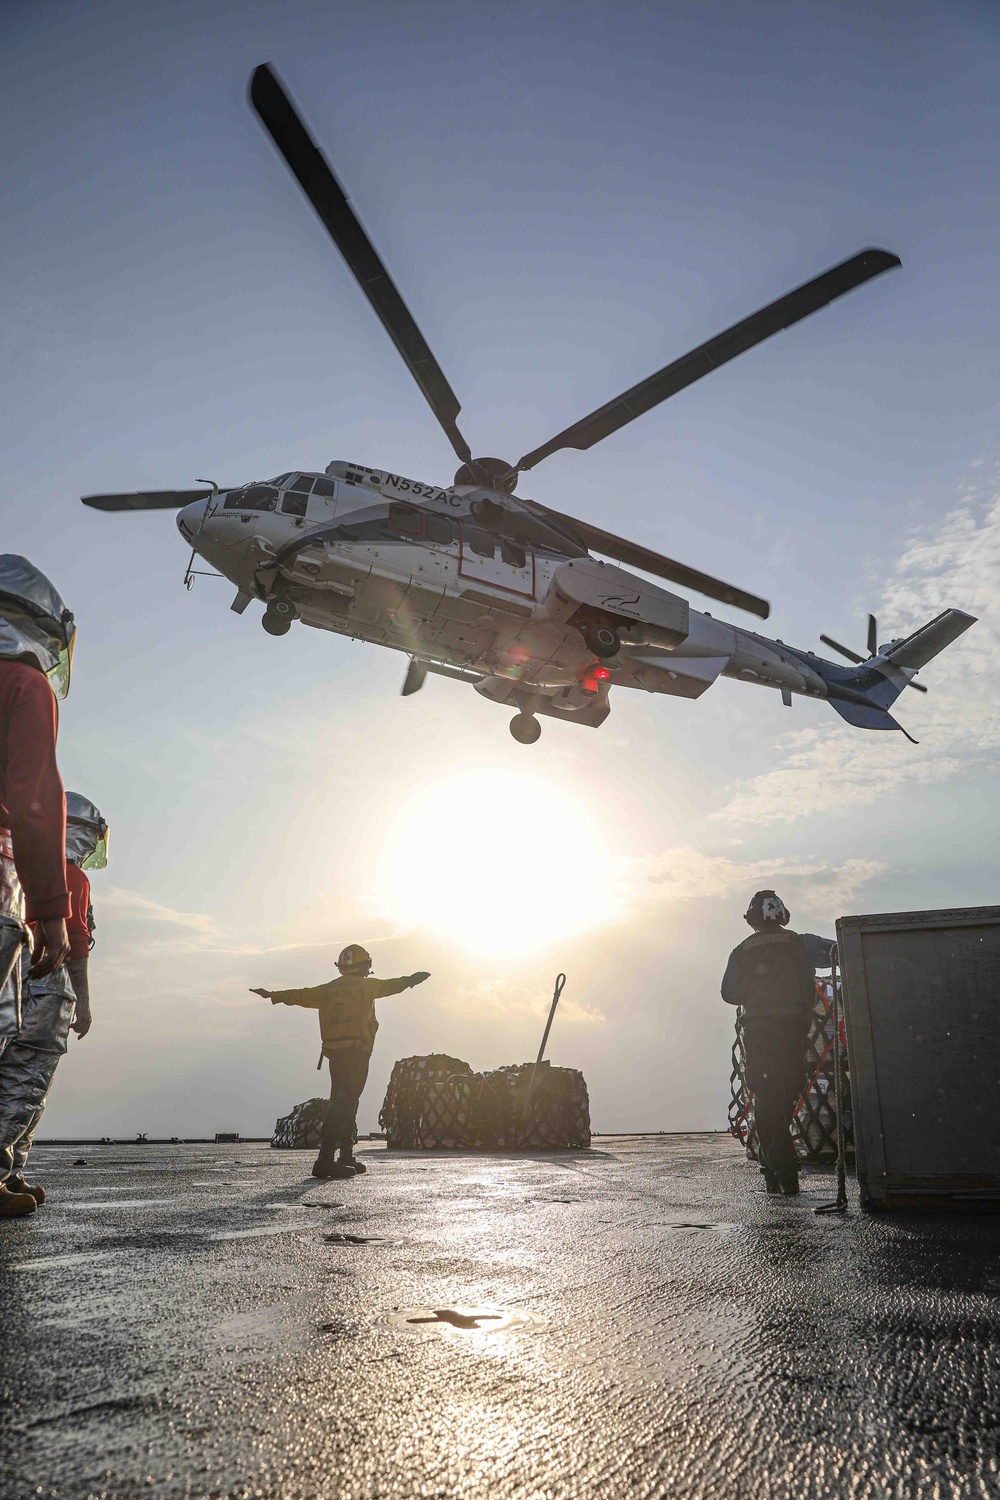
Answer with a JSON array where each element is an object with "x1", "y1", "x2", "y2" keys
[
  {"x1": 466, "y1": 527, "x2": 494, "y2": 558},
  {"x1": 287, "y1": 475, "x2": 314, "y2": 494},
  {"x1": 501, "y1": 538, "x2": 527, "y2": 568},
  {"x1": 312, "y1": 477, "x2": 336, "y2": 499},
  {"x1": 425, "y1": 514, "x2": 453, "y2": 545},
  {"x1": 224, "y1": 485, "x2": 278, "y2": 512},
  {"x1": 390, "y1": 503, "x2": 423, "y2": 538},
  {"x1": 281, "y1": 491, "x2": 308, "y2": 518},
  {"x1": 269, "y1": 474, "x2": 293, "y2": 486}
]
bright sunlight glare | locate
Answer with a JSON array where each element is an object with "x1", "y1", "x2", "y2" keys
[{"x1": 375, "y1": 768, "x2": 621, "y2": 961}]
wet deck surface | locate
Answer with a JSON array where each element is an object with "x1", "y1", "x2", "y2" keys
[{"x1": 2, "y1": 1135, "x2": 999, "y2": 1499}]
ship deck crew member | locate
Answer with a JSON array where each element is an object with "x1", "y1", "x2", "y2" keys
[
  {"x1": 0, "y1": 557, "x2": 76, "y2": 1218},
  {"x1": 0, "y1": 793, "x2": 108, "y2": 1206},
  {"x1": 252, "y1": 944, "x2": 430, "y2": 1179},
  {"x1": 722, "y1": 891, "x2": 830, "y2": 1197}
]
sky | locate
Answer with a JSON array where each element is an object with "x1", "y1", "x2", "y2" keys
[{"x1": 1, "y1": 0, "x2": 998, "y2": 1138}]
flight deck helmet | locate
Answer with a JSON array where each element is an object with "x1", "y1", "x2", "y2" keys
[
  {"x1": 0, "y1": 555, "x2": 76, "y2": 699},
  {"x1": 337, "y1": 944, "x2": 372, "y2": 976},
  {"x1": 65, "y1": 792, "x2": 110, "y2": 871},
  {"x1": 744, "y1": 890, "x2": 790, "y2": 930}
]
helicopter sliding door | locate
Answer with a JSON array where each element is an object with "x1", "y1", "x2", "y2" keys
[{"x1": 458, "y1": 523, "x2": 535, "y2": 600}]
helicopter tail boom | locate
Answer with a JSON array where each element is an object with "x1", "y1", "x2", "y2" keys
[{"x1": 824, "y1": 608, "x2": 976, "y2": 738}]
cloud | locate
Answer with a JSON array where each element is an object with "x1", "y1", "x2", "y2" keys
[
  {"x1": 100, "y1": 886, "x2": 219, "y2": 941},
  {"x1": 620, "y1": 847, "x2": 884, "y2": 921},
  {"x1": 443, "y1": 976, "x2": 607, "y2": 1028},
  {"x1": 714, "y1": 472, "x2": 1000, "y2": 827}
]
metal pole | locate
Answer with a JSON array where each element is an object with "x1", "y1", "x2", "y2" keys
[
  {"x1": 815, "y1": 951, "x2": 849, "y2": 1215},
  {"x1": 523, "y1": 973, "x2": 566, "y2": 1117}
]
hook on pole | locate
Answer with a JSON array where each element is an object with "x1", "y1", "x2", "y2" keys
[{"x1": 523, "y1": 973, "x2": 567, "y2": 1118}]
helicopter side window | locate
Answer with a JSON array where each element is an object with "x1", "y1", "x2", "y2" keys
[
  {"x1": 500, "y1": 538, "x2": 527, "y2": 568},
  {"x1": 287, "y1": 475, "x2": 314, "y2": 494},
  {"x1": 425, "y1": 514, "x2": 453, "y2": 545},
  {"x1": 224, "y1": 485, "x2": 278, "y2": 512},
  {"x1": 281, "y1": 491, "x2": 308, "y2": 517},
  {"x1": 312, "y1": 477, "x2": 336, "y2": 499},
  {"x1": 466, "y1": 526, "x2": 494, "y2": 558},
  {"x1": 390, "y1": 503, "x2": 423, "y2": 538}
]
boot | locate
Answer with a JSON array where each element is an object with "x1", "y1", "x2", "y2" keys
[
  {"x1": 779, "y1": 1170, "x2": 800, "y2": 1197},
  {"x1": 312, "y1": 1151, "x2": 356, "y2": 1180},
  {"x1": 760, "y1": 1166, "x2": 781, "y2": 1195},
  {"x1": 340, "y1": 1151, "x2": 366, "y2": 1175},
  {"x1": 0, "y1": 1182, "x2": 38, "y2": 1217},
  {"x1": 6, "y1": 1172, "x2": 45, "y2": 1205}
]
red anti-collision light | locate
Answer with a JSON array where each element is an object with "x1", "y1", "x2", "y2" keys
[{"x1": 582, "y1": 662, "x2": 612, "y2": 694}]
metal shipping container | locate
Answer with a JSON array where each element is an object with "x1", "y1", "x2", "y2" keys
[{"x1": 837, "y1": 904, "x2": 1000, "y2": 1211}]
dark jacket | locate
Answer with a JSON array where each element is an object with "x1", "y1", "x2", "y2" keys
[{"x1": 721, "y1": 927, "x2": 817, "y2": 1019}]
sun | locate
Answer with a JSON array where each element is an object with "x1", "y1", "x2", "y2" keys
[{"x1": 374, "y1": 767, "x2": 620, "y2": 961}]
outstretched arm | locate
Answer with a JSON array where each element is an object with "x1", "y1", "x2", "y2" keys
[
  {"x1": 801, "y1": 933, "x2": 837, "y2": 969},
  {"x1": 375, "y1": 972, "x2": 431, "y2": 999},
  {"x1": 249, "y1": 985, "x2": 323, "y2": 1008}
]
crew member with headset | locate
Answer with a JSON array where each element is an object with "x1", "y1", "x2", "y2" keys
[
  {"x1": 0, "y1": 556, "x2": 76, "y2": 1218},
  {"x1": 0, "y1": 793, "x2": 109, "y2": 1207},
  {"x1": 252, "y1": 945, "x2": 430, "y2": 1179},
  {"x1": 722, "y1": 890, "x2": 834, "y2": 1197}
]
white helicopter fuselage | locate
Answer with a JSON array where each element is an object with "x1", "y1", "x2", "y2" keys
[{"x1": 178, "y1": 460, "x2": 832, "y2": 731}]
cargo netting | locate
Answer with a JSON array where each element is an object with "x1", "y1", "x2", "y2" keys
[
  {"x1": 728, "y1": 977, "x2": 854, "y2": 1163},
  {"x1": 271, "y1": 1096, "x2": 328, "y2": 1150},
  {"x1": 379, "y1": 1054, "x2": 591, "y2": 1150}
]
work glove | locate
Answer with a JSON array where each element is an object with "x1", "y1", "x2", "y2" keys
[{"x1": 409, "y1": 972, "x2": 431, "y2": 986}]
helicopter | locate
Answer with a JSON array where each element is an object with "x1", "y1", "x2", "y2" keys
[{"x1": 83, "y1": 63, "x2": 975, "y2": 744}]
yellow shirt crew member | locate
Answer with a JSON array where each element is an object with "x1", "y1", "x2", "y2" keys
[{"x1": 252, "y1": 944, "x2": 429, "y2": 1181}]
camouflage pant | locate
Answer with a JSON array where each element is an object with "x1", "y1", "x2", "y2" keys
[{"x1": 0, "y1": 957, "x2": 75, "y2": 1179}]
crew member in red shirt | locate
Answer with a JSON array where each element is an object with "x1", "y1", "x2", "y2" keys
[
  {"x1": 0, "y1": 556, "x2": 76, "y2": 1217},
  {"x1": 0, "y1": 555, "x2": 76, "y2": 978},
  {"x1": 0, "y1": 794, "x2": 108, "y2": 1208}
]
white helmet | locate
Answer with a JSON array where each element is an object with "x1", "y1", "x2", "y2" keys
[{"x1": 0, "y1": 556, "x2": 76, "y2": 699}]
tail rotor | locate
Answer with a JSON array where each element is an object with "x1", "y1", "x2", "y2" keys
[{"x1": 820, "y1": 614, "x2": 928, "y2": 693}]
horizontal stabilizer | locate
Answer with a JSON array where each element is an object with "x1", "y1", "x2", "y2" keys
[{"x1": 883, "y1": 609, "x2": 977, "y2": 671}]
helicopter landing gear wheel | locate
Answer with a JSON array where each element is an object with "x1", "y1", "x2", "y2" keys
[
  {"x1": 262, "y1": 599, "x2": 295, "y2": 636},
  {"x1": 580, "y1": 620, "x2": 620, "y2": 658},
  {"x1": 509, "y1": 712, "x2": 541, "y2": 745}
]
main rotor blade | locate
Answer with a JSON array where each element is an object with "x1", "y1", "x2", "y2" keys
[
  {"x1": 250, "y1": 63, "x2": 472, "y2": 468},
  {"x1": 513, "y1": 249, "x2": 901, "y2": 475},
  {"x1": 81, "y1": 490, "x2": 214, "y2": 512},
  {"x1": 536, "y1": 503, "x2": 770, "y2": 619},
  {"x1": 820, "y1": 633, "x2": 865, "y2": 665}
]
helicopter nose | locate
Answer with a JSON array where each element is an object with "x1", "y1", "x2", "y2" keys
[{"x1": 176, "y1": 497, "x2": 208, "y2": 542}]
